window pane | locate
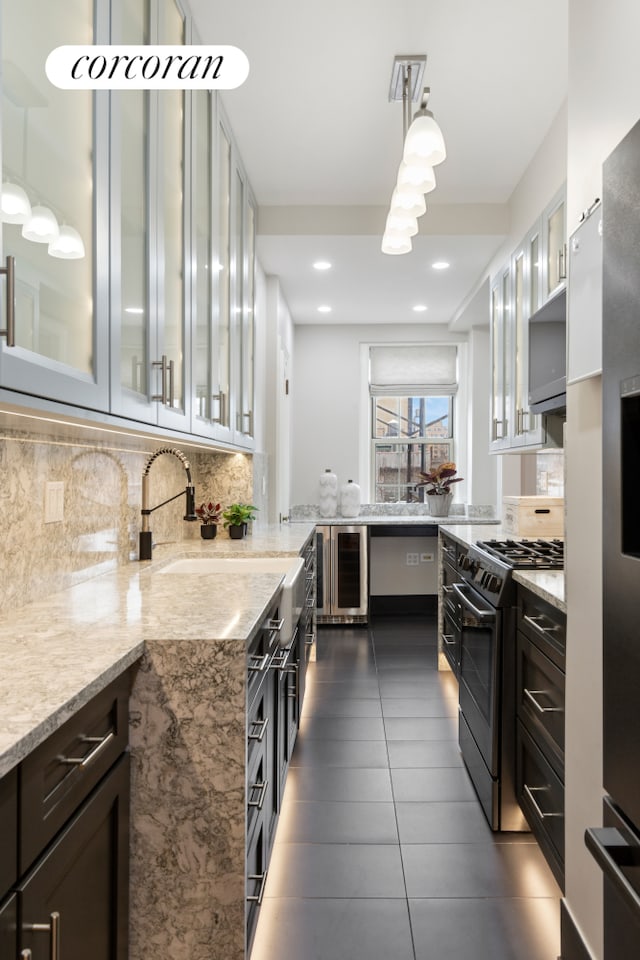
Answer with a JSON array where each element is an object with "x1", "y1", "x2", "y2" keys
[
  {"x1": 374, "y1": 396, "x2": 451, "y2": 439},
  {"x1": 373, "y1": 441, "x2": 452, "y2": 503}
]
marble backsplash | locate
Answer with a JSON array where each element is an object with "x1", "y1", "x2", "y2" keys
[{"x1": 0, "y1": 423, "x2": 253, "y2": 616}]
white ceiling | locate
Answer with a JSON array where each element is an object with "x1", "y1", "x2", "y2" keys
[{"x1": 190, "y1": 0, "x2": 568, "y2": 327}]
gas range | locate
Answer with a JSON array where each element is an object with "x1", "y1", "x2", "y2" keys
[{"x1": 456, "y1": 538, "x2": 564, "y2": 608}]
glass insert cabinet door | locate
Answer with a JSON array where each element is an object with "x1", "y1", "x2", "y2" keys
[{"x1": 0, "y1": 0, "x2": 110, "y2": 409}]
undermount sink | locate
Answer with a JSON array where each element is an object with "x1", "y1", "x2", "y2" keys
[{"x1": 158, "y1": 555, "x2": 305, "y2": 645}]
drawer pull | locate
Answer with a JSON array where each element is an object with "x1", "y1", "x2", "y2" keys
[
  {"x1": 306, "y1": 598, "x2": 316, "y2": 608},
  {"x1": 247, "y1": 871, "x2": 268, "y2": 904},
  {"x1": 268, "y1": 618, "x2": 285, "y2": 632},
  {"x1": 305, "y1": 632, "x2": 315, "y2": 646},
  {"x1": 442, "y1": 585, "x2": 454, "y2": 595},
  {"x1": 523, "y1": 613, "x2": 561, "y2": 638},
  {"x1": 248, "y1": 717, "x2": 269, "y2": 742},
  {"x1": 248, "y1": 779, "x2": 268, "y2": 810},
  {"x1": 25, "y1": 911, "x2": 60, "y2": 960},
  {"x1": 58, "y1": 731, "x2": 114, "y2": 769},
  {"x1": 524, "y1": 688, "x2": 563, "y2": 714},
  {"x1": 271, "y1": 648, "x2": 292, "y2": 671},
  {"x1": 248, "y1": 653, "x2": 271, "y2": 674},
  {"x1": 442, "y1": 633, "x2": 456, "y2": 646},
  {"x1": 287, "y1": 663, "x2": 298, "y2": 698},
  {"x1": 523, "y1": 783, "x2": 563, "y2": 820}
]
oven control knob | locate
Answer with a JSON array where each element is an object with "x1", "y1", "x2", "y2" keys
[{"x1": 488, "y1": 575, "x2": 501, "y2": 593}]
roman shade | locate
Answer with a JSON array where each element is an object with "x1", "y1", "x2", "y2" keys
[{"x1": 369, "y1": 344, "x2": 458, "y2": 396}]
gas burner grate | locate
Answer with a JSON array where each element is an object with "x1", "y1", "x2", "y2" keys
[{"x1": 476, "y1": 538, "x2": 564, "y2": 570}]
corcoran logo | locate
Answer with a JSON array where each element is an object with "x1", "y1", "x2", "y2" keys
[{"x1": 45, "y1": 45, "x2": 249, "y2": 90}]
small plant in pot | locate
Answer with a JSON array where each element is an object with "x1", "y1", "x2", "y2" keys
[
  {"x1": 223, "y1": 503, "x2": 258, "y2": 539},
  {"x1": 195, "y1": 501, "x2": 222, "y2": 539},
  {"x1": 415, "y1": 462, "x2": 463, "y2": 517}
]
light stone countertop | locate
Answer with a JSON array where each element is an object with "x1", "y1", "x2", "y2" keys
[
  {"x1": 290, "y1": 515, "x2": 500, "y2": 526},
  {"x1": 0, "y1": 523, "x2": 315, "y2": 779}
]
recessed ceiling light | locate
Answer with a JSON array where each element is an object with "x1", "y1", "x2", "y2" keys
[
  {"x1": 432, "y1": 260, "x2": 450, "y2": 270},
  {"x1": 317, "y1": 305, "x2": 332, "y2": 313},
  {"x1": 412, "y1": 304, "x2": 428, "y2": 313},
  {"x1": 313, "y1": 260, "x2": 332, "y2": 271}
]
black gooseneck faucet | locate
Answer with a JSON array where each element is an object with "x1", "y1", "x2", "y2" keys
[{"x1": 139, "y1": 447, "x2": 198, "y2": 560}]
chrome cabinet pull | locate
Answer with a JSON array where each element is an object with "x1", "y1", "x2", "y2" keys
[
  {"x1": 58, "y1": 731, "x2": 115, "y2": 768},
  {"x1": 287, "y1": 663, "x2": 298, "y2": 698},
  {"x1": 271, "y1": 647, "x2": 292, "y2": 671},
  {"x1": 151, "y1": 355, "x2": 169, "y2": 403},
  {"x1": 268, "y1": 617, "x2": 285, "y2": 633},
  {"x1": 243, "y1": 410, "x2": 254, "y2": 435},
  {"x1": 167, "y1": 358, "x2": 175, "y2": 407},
  {"x1": 212, "y1": 391, "x2": 227, "y2": 425},
  {"x1": 248, "y1": 780, "x2": 268, "y2": 809},
  {"x1": 305, "y1": 632, "x2": 315, "y2": 646},
  {"x1": 442, "y1": 633, "x2": 456, "y2": 646},
  {"x1": 523, "y1": 784, "x2": 563, "y2": 820},
  {"x1": 442, "y1": 585, "x2": 454, "y2": 595},
  {"x1": 0, "y1": 255, "x2": 15, "y2": 346},
  {"x1": 25, "y1": 911, "x2": 60, "y2": 960},
  {"x1": 247, "y1": 717, "x2": 268, "y2": 742},
  {"x1": 524, "y1": 687, "x2": 563, "y2": 714},
  {"x1": 247, "y1": 872, "x2": 268, "y2": 904},
  {"x1": 523, "y1": 613, "x2": 561, "y2": 638},
  {"x1": 248, "y1": 653, "x2": 271, "y2": 674}
]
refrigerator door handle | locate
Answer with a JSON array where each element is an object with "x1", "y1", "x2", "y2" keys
[{"x1": 585, "y1": 826, "x2": 640, "y2": 919}]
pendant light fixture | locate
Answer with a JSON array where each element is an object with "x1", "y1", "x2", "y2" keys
[
  {"x1": 381, "y1": 55, "x2": 446, "y2": 256},
  {"x1": 22, "y1": 204, "x2": 60, "y2": 243},
  {"x1": 0, "y1": 182, "x2": 32, "y2": 224},
  {"x1": 48, "y1": 225, "x2": 85, "y2": 259}
]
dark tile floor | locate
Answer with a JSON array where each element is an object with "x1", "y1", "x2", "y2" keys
[{"x1": 250, "y1": 615, "x2": 561, "y2": 960}]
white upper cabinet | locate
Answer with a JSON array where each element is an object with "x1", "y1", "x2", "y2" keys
[
  {"x1": 489, "y1": 186, "x2": 566, "y2": 454},
  {"x1": 0, "y1": 0, "x2": 110, "y2": 410},
  {"x1": 0, "y1": 0, "x2": 256, "y2": 450}
]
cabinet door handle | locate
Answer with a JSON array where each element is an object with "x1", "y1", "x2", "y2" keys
[
  {"x1": 523, "y1": 784, "x2": 563, "y2": 819},
  {"x1": 151, "y1": 355, "x2": 168, "y2": 403},
  {"x1": 287, "y1": 663, "x2": 298, "y2": 698},
  {"x1": 442, "y1": 633, "x2": 456, "y2": 646},
  {"x1": 247, "y1": 872, "x2": 268, "y2": 904},
  {"x1": 0, "y1": 255, "x2": 15, "y2": 346},
  {"x1": 523, "y1": 613, "x2": 561, "y2": 639},
  {"x1": 24, "y1": 911, "x2": 60, "y2": 960},
  {"x1": 248, "y1": 779, "x2": 268, "y2": 809},
  {"x1": 524, "y1": 687, "x2": 563, "y2": 714},
  {"x1": 585, "y1": 826, "x2": 640, "y2": 919},
  {"x1": 268, "y1": 617, "x2": 285, "y2": 633},
  {"x1": 305, "y1": 632, "x2": 315, "y2": 646},
  {"x1": 442, "y1": 585, "x2": 454, "y2": 595},
  {"x1": 58, "y1": 731, "x2": 114, "y2": 768},
  {"x1": 212, "y1": 391, "x2": 227, "y2": 425},
  {"x1": 167, "y1": 358, "x2": 175, "y2": 407},
  {"x1": 248, "y1": 653, "x2": 271, "y2": 674},
  {"x1": 248, "y1": 717, "x2": 269, "y2": 742},
  {"x1": 243, "y1": 410, "x2": 254, "y2": 435}
]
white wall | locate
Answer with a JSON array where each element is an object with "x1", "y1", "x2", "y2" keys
[
  {"x1": 291, "y1": 324, "x2": 478, "y2": 504},
  {"x1": 563, "y1": 2, "x2": 640, "y2": 956}
]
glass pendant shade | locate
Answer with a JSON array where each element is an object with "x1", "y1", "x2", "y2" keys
[
  {"x1": 1, "y1": 182, "x2": 32, "y2": 224},
  {"x1": 397, "y1": 160, "x2": 436, "y2": 195},
  {"x1": 390, "y1": 187, "x2": 426, "y2": 219},
  {"x1": 48, "y1": 225, "x2": 85, "y2": 259},
  {"x1": 386, "y1": 210, "x2": 418, "y2": 237},
  {"x1": 22, "y1": 205, "x2": 60, "y2": 243},
  {"x1": 403, "y1": 111, "x2": 446, "y2": 167},
  {"x1": 381, "y1": 233, "x2": 412, "y2": 255}
]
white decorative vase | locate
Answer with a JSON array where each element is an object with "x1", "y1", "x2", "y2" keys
[
  {"x1": 318, "y1": 468, "x2": 338, "y2": 518},
  {"x1": 340, "y1": 479, "x2": 361, "y2": 518},
  {"x1": 427, "y1": 492, "x2": 452, "y2": 517}
]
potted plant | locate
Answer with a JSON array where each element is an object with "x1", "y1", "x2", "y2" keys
[
  {"x1": 195, "y1": 501, "x2": 222, "y2": 539},
  {"x1": 222, "y1": 503, "x2": 258, "y2": 539},
  {"x1": 415, "y1": 462, "x2": 463, "y2": 517}
]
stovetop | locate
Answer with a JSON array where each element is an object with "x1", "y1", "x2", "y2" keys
[
  {"x1": 476, "y1": 538, "x2": 564, "y2": 570},
  {"x1": 456, "y1": 539, "x2": 564, "y2": 608}
]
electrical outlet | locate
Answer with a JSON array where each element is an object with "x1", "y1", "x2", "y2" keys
[
  {"x1": 44, "y1": 481, "x2": 65, "y2": 523},
  {"x1": 420, "y1": 552, "x2": 434, "y2": 563},
  {"x1": 406, "y1": 552, "x2": 419, "y2": 566}
]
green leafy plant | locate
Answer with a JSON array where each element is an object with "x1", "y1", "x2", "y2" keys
[
  {"x1": 415, "y1": 462, "x2": 464, "y2": 496},
  {"x1": 195, "y1": 501, "x2": 222, "y2": 525},
  {"x1": 222, "y1": 503, "x2": 258, "y2": 528}
]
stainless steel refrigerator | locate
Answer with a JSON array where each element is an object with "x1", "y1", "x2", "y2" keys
[{"x1": 585, "y1": 115, "x2": 640, "y2": 958}]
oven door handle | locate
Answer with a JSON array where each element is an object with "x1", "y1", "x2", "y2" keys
[
  {"x1": 451, "y1": 582, "x2": 497, "y2": 622},
  {"x1": 585, "y1": 826, "x2": 640, "y2": 919}
]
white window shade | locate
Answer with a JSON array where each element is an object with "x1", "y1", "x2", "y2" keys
[{"x1": 369, "y1": 345, "x2": 458, "y2": 395}]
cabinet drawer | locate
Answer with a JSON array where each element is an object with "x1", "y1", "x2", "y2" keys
[
  {"x1": 518, "y1": 587, "x2": 566, "y2": 668},
  {"x1": 20, "y1": 671, "x2": 131, "y2": 874},
  {"x1": 517, "y1": 630, "x2": 565, "y2": 776},
  {"x1": 0, "y1": 767, "x2": 17, "y2": 896},
  {"x1": 517, "y1": 720, "x2": 564, "y2": 890}
]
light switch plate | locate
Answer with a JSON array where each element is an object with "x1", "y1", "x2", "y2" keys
[{"x1": 44, "y1": 481, "x2": 64, "y2": 523}]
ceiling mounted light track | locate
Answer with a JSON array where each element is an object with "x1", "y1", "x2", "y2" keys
[{"x1": 382, "y1": 54, "x2": 447, "y2": 256}]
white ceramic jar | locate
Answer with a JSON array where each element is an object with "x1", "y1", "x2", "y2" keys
[
  {"x1": 340, "y1": 479, "x2": 361, "y2": 518},
  {"x1": 318, "y1": 468, "x2": 338, "y2": 517}
]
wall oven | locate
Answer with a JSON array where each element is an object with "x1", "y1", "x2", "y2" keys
[{"x1": 455, "y1": 538, "x2": 564, "y2": 831}]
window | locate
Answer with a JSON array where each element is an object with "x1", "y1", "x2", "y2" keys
[{"x1": 369, "y1": 345, "x2": 457, "y2": 503}]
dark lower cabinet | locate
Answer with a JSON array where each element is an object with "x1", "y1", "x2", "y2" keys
[
  {"x1": 18, "y1": 752, "x2": 129, "y2": 960},
  {"x1": 0, "y1": 893, "x2": 16, "y2": 960}
]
